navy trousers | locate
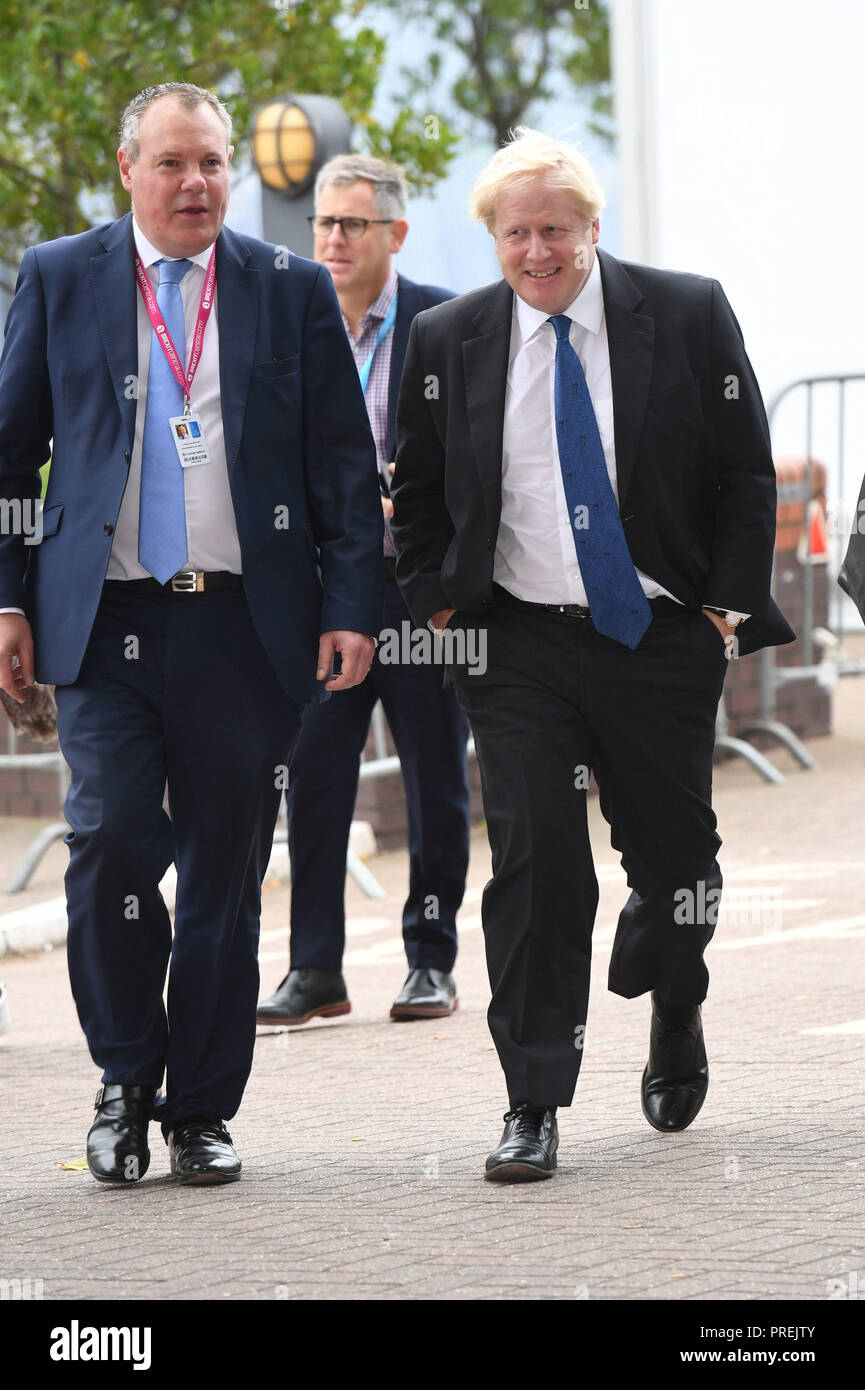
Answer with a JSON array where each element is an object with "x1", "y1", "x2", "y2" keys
[
  {"x1": 287, "y1": 576, "x2": 470, "y2": 974},
  {"x1": 55, "y1": 587, "x2": 302, "y2": 1133}
]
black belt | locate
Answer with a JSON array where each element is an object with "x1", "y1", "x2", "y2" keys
[
  {"x1": 492, "y1": 583, "x2": 683, "y2": 622},
  {"x1": 493, "y1": 583, "x2": 591, "y2": 619},
  {"x1": 103, "y1": 570, "x2": 243, "y2": 595}
]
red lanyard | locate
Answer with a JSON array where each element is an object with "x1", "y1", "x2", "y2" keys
[{"x1": 134, "y1": 246, "x2": 216, "y2": 407}]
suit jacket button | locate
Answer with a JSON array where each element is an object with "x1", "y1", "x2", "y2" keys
[{"x1": 103, "y1": 523, "x2": 114, "y2": 535}]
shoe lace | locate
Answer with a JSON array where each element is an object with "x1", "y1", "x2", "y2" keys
[
  {"x1": 503, "y1": 1107, "x2": 546, "y2": 1135},
  {"x1": 173, "y1": 1120, "x2": 231, "y2": 1145}
]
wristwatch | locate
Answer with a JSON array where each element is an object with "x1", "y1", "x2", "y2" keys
[{"x1": 705, "y1": 606, "x2": 747, "y2": 628}]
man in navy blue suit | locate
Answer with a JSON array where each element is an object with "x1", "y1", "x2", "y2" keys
[
  {"x1": 257, "y1": 155, "x2": 470, "y2": 1030},
  {"x1": 0, "y1": 84, "x2": 383, "y2": 1185}
]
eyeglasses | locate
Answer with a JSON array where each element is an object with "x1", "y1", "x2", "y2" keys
[{"x1": 308, "y1": 216, "x2": 395, "y2": 240}]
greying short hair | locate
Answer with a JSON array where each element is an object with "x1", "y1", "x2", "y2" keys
[
  {"x1": 119, "y1": 83, "x2": 233, "y2": 161},
  {"x1": 314, "y1": 154, "x2": 408, "y2": 219}
]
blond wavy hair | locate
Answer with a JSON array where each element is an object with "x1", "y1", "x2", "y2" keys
[{"x1": 469, "y1": 126, "x2": 605, "y2": 232}]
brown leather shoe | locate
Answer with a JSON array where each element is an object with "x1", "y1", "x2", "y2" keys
[
  {"x1": 257, "y1": 968, "x2": 350, "y2": 1027},
  {"x1": 389, "y1": 968, "x2": 458, "y2": 1020}
]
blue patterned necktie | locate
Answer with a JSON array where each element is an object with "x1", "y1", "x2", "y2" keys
[
  {"x1": 138, "y1": 257, "x2": 191, "y2": 583},
  {"x1": 549, "y1": 314, "x2": 651, "y2": 648}
]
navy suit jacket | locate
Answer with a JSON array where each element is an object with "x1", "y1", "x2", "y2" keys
[
  {"x1": 385, "y1": 275, "x2": 454, "y2": 466},
  {"x1": 0, "y1": 213, "x2": 383, "y2": 704}
]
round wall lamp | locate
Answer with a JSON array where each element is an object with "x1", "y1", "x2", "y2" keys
[{"x1": 252, "y1": 95, "x2": 352, "y2": 199}]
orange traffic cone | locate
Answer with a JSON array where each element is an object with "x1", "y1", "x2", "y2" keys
[{"x1": 798, "y1": 499, "x2": 829, "y2": 564}]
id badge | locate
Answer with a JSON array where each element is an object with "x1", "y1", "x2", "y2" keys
[{"x1": 169, "y1": 413, "x2": 211, "y2": 468}]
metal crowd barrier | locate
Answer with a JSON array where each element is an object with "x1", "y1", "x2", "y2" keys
[
  {"x1": 743, "y1": 374, "x2": 865, "y2": 773},
  {"x1": 714, "y1": 372, "x2": 865, "y2": 784}
]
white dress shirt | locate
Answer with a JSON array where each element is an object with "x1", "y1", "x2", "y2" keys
[
  {"x1": 106, "y1": 220, "x2": 242, "y2": 579},
  {"x1": 494, "y1": 254, "x2": 679, "y2": 607}
]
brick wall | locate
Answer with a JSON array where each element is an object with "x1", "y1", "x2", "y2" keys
[{"x1": 0, "y1": 720, "x2": 64, "y2": 817}]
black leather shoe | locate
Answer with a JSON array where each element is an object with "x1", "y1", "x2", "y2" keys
[
  {"x1": 86, "y1": 1084, "x2": 156, "y2": 1185},
  {"x1": 389, "y1": 967, "x2": 458, "y2": 1020},
  {"x1": 168, "y1": 1119, "x2": 241, "y2": 1185},
  {"x1": 256, "y1": 968, "x2": 350, "y2": 1026},
  {"x1": 484, "y1": 1105, "x2": 558, "y2": 1182},
  {"x1": 641, "y1": 1001, "x2": 709, "y2": 1132}
]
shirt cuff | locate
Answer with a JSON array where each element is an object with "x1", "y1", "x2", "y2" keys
[
  {"x1": 703, "y1": 606, "x2": 750, "y2": 622},
  {"x1": 0, "y1": 608, "x2": 25, "y2": 616}
]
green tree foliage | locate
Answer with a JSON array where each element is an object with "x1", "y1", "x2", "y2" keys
[
  {"x1": 374, "y1": 0, "x2": 612, "y2": 149},
  {"x1": 0, "y1": 0, "x2": 457, "y2": 289}
]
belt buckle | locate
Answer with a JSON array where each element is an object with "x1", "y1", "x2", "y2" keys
[{"x1": 171, "y1": 569, "x2": 204, "y2": 593}]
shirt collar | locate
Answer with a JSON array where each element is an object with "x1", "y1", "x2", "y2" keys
[
  {"x1": 513, "y1": 251, "x2": 604, "y2": 346},
  {"x1": 132, "y1": 217, "x2": 214, "y2": 275},
  {"x1": 360, "y1": 267, "x2": 399, "y2": 328}
]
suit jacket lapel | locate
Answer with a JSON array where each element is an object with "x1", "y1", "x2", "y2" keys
[
  {"x1": 463, "y1": 278, "x2": 512, "y2": 530},
  {"x1": 386, "y1": 274, "x2": 418, "y2": 463},
  {"x1": 215, "y1": 226, "x2": 259, "y2": 475},
  {"x1": 91, "y1": 214, "x2": 138, "y2": 451},
  {"x1": 597, "y1": 248, "x2": 655, "y2": 507}
]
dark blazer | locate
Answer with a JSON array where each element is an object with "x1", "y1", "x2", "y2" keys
[
  {"x1": 391, "y1": 248, "x2": 794, "y2": 657},
  {"x1": 385, "y1": 275, "x2": 454, "y2": 464},
  {"x1": 838, "y1": 474, "x2": 865, "y2": 624},
  {"x1": 0, "y1": 213, "x2": 383, "y2": 703}
]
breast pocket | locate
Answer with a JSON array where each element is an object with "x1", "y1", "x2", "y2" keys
[
  {"x1": 648, "y1": 377, "x2": 701, "y2": 405},
  {"x1": 247, "y1": 358, "x2": 301, "y2": 435},
  {"x1": 252, "y1": 355, "x2": 301, "y2": 379}
]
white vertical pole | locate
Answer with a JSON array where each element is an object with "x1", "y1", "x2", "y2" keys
[{"x1": 610, "y1": 0, "x2": 659, "y2": 264}]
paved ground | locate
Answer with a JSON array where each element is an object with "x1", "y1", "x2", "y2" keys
[{"x1": 1, "y1": 652, "x2": 865, "y2": 1303}]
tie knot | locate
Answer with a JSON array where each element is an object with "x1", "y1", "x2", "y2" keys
[
  {"x1": 157, "y1": 258, "x2": 191, "y2": 286},
  {"x1": 549, "y1": 314, "x2": 571, "y2": 341}
]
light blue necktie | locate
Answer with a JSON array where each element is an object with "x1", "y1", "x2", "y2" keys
[
  {"x1": 549, "y1": 314, "x2": 651, "y2": 648},
  {"x1": 138, "y1": 258, "x2": 191, "y2": 583}
]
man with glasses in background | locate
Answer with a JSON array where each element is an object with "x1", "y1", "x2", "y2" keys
[{"x1": 257, "y1": 155, "x2": 471, "y2": 1031}]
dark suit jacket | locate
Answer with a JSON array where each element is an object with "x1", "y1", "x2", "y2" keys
[
  {"x1": 838, "y1": 474, "x2": 865, "y2": 623},
  {"x1": 391, "y1": 248, "x2": 794, "y2": 657},
  {"x1": 0, "y1": 213, "x2": 383, "y2": 704},
  {"x1": 385, "y1": 276, "x2": 454, "y2": 465}
]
